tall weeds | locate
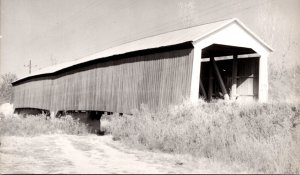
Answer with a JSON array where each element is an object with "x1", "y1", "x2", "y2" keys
[
  {"x1": 107, "y1": 100, "x2": 300, "y2": 173},
  {"x1": 0, "y1": 114, "x2": 89, "y2": 136}
]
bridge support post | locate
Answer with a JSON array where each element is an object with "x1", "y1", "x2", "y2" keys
[{"x1": 50, "y1": 111, "x2": 56, "y2": 118}]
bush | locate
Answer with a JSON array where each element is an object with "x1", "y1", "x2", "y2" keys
[
  {"x1": 0, "y1": 73, "x2": 17, "y2": 104},
  {"x1": 107, "y1": 100, "x2": 300, "y2": 173},
  {"x1": 0, "y1": 113, "x2": 89, "y2": 136},
  {"x1": 0, "y1": 103, "x2": 14, "y2": 116}
]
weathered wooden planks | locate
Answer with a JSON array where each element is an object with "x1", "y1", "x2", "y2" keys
[{"x1": 13, "y1": 47, "x2": 194, "y2": 114}]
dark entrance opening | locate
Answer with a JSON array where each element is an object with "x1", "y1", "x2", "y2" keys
[{"x1": 199, "y1": 44, "x2": 259, "y2": 102}]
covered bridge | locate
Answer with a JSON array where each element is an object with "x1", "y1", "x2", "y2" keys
[{"x1": 12, "y1": 18, "x2": 272, "y2": 118}]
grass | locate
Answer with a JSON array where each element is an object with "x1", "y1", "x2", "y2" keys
[
  {"x1": 0, "y1": 113, "x2": 89, "y2": 136},
  {"x1": 107, "y1": 100, "x2": 300, "y2": 174},
  {"x1": 1, "y1": 100, "x2": 299, "y2": 173}
]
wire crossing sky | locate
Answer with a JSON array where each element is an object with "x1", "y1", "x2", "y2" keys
[{"x1": 0, "y1": 0, "x2": 299, "y2": 78}]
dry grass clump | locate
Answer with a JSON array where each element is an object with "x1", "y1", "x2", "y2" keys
[
  {"x1": 107, "y1": 100, "x2": 300, "y2": 173},
  {"x1": 0, "y1": 114, "x2": 89, "y2": 136}
]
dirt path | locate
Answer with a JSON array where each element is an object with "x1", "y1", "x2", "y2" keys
[{"x1": 0, "y1": 134, "x2": 247, "y2": 174}]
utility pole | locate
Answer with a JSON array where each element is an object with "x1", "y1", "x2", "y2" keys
[
  {"x1": 24, "y1": 60, "x2": 37, "y2": 74},
  {"x1": 0, "y1": 36, "x2": 2, "y2": 75}
]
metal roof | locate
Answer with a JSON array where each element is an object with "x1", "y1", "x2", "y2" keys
[{"x1": 14, "y1": 18, "x2": 273, "y2": 83}]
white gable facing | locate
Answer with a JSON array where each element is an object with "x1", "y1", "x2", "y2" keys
[{"x1": 190, "y1": 19, "x2": 271, "y2": 102}]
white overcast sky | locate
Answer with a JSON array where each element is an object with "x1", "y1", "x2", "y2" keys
[{"x1": 0, "y1": 0, "x2": 299, "y2": 78}]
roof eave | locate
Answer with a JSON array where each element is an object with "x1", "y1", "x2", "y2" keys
[{"x1": 233, "y1": 18, "x2": 274, "y2": 52}]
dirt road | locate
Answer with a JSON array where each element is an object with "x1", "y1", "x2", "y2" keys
[{"x1": 0, "y1": 134, "x2": 246, "y2": 174}]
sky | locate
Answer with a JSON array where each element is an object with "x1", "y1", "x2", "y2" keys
[{"x1": 0, "y1": 0, "x2": 300, "y2": 78}]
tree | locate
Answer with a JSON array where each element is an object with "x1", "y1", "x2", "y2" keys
[{"x1": 0, "y1": 73, "x2": 18, "y2": 104}]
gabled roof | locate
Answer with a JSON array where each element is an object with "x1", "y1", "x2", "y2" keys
[{"x1": 14, "y1": 18, "x2": 273, "y2": 83}]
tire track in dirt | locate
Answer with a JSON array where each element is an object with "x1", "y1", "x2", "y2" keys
[
  {"x1": 65, "y1": 135, "x2": 171, "y2": 173},
  {"x1": 0, "y1": 134, "x2": 247, "y2": 174},
  {"x1": 55, "y1": 135, "x2": 100, "y2": 174}
]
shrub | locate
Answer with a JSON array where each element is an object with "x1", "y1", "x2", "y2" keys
[
  {"x1": 0, "y1": 113, "x2": 89, "y2": 136},
  {"x1": 107, "y1": 100, "x2": 300, "y2": 173},
  {"x1": 0, "y1": 103, "x2": 14, "y2": 116},
  {"x1": 0, "y1": 73, "x2": 17, "y2": 104}
]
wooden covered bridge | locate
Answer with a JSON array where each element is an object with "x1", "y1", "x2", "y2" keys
[{"x1": 12, "y1": 18, "x2": 272, "y2": 129}]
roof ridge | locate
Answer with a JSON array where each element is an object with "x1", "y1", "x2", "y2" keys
[
  {"x1": 15, "y1": 17, "x2": 274, "y2": 84},
  {"x1": 74, "y1": 18, "x2": 235, "y2": 61},
  {"x1": 14, "y1": 18, "x2": 237, "y2": 82}
]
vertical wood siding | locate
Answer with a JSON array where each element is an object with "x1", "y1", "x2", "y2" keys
[
  {"x1": 13, "y1": 47, "x2": 194, "y2": 114},
  {"x1": 13, "y1": 77, "x2": 52, "y2": 110}
]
